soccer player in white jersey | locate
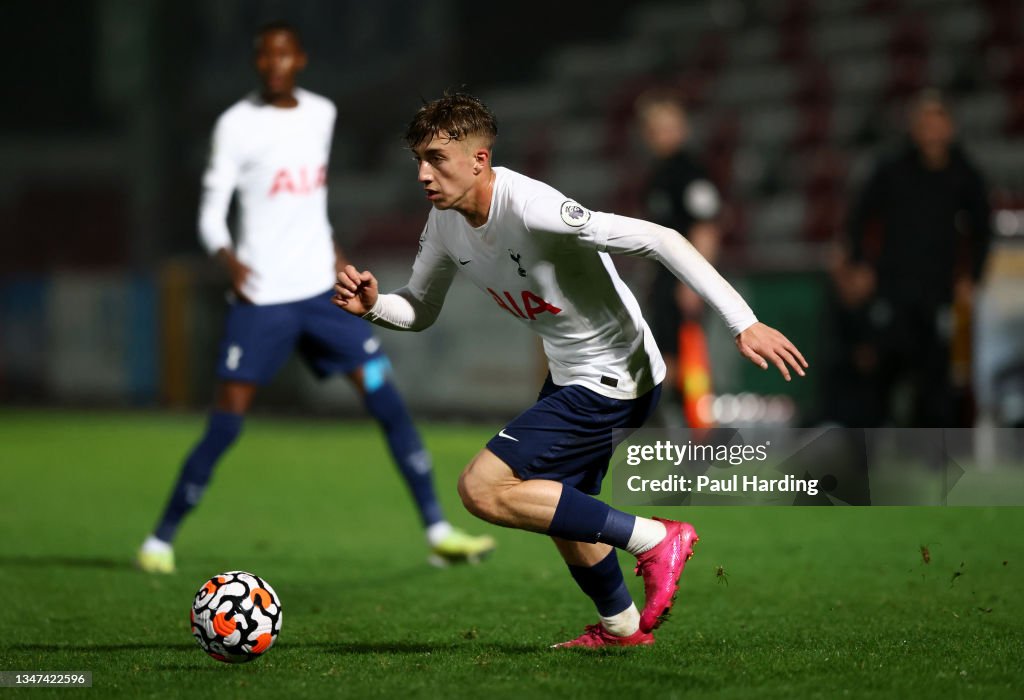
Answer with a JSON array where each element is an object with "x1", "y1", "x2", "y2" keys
[
  {"x1": 136, "y1": 24, "x2": 495, "y2": 574},
  {"x1": 334, "y1": 92, "x2": 807, "y2": 648}
]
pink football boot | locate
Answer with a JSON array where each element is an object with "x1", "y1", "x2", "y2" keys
[
  {"x1": 552, "y1": 623, "x2": 654, "y2": 649},
  {"x1": 634, "y1": 518, "x2": 699, "y2": 632}
]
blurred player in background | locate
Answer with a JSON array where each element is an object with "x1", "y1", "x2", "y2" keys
[
  {"x1": 137, "y1": 22, "x2": 495, "y2": 574},
  {"x1": 636, "y1": 91, "x2": 722, "y2": 428},
  {"x1": 334, "y1": 93, "x2": 806, "y2": 647},
  {"x1": 828, "y1": 89, "x2": 993, "y2": 427}
]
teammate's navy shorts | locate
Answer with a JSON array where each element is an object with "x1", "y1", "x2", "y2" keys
[
  {"x1": 215, "y1": 290, "x2": 385, "y2": 385},
  {"x1": 486, "y1": 375, "x2": 662, "y2": 495}
]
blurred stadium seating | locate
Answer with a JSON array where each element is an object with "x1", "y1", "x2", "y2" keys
[
  {"x1": 345, "y1": 0, "x2": 1024, "y2": 260},
  {"x1": 1, "y1": 0, "x2": 1022, "y2": 425}
]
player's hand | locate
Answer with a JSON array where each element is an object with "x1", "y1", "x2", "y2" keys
[
  {"x1": 332, "y1": 264, "x2": 379, "y2": 315},
  {"x1": 735, "y1": 322, "x2": 808, "y2": 382},
  {"x1": 216, "y1": 248, "x2": 256, "y2": 303}
]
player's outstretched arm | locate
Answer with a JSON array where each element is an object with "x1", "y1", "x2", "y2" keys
[
  {"x1": 332, "y1": 264, "x2": 379, "y2": 316},
  {"x1": 735, "y1": 322, "x2": 807, "y2": 382},
  {"x1": 527, "y1": 205, "x2": 810, "y2": 381}
]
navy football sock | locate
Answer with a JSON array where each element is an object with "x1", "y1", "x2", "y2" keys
[
  {"x1": 363, "y1": 380, "x2": 444, "y2": 528},
  {"x1": 567, "y1": 549, "x2": 633, "y2": 617},
  {"x1": 599, "y1": 509, "x2": 637, "y2": 550},
  {"x1": 547, "y1": 485, "x2": 637, "y2": 549},
  {"x1": 153, "y1": 411, "x2": 243, "y2": 543}
]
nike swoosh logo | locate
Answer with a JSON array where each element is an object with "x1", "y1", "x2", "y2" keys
[
  {"x1": 498, "y1": 429, "x2": 519, "y2": 442},
  {"x1": 459, "y1": 258, "x2": 472, "y2": 265}
]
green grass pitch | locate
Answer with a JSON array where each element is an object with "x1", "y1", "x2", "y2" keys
[{"x1": 0, "y1": 410, "x2": 1022, "y2": 699}]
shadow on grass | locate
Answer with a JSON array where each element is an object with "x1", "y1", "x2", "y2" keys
[
  {"x1": 10, "y1": 640, "x2": 539, "y2": 656},
  {"x1": 0, "y1": 556, "x2": 445, "y2": 585},
  {"x1": 0, "y1": 555, "x2": 133, "y2": 570},
  {"x1": 287, "y1": 641, "x2": 540, "y2": 656},
  {"x1": 10, "y1": 643, "x2": 198, "y2": 652}
]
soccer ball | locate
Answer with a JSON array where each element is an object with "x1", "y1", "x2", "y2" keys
[{"x1": 190, "y1": 571, "x2": 282, "y2": 663}]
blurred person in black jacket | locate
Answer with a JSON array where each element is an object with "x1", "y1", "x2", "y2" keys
[
  {"x1": 828, "y1": 90, "x2": 993, "y2": 427},
  {"x1": 636, "y1": 91, "x2": 722, "y2": 427}
]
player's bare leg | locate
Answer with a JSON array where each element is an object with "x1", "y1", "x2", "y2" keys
[
  {"x1": 458, "y1": 449, "x2": 697, "y2": 637},
  {"x1": 457, "y1": 449, "x2": 563, "y2": 532}
]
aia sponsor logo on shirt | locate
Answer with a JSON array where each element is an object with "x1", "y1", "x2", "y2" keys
[
  {"x1": 268, "y1": 165, "x2": 327, "y2": 196},
  {"x1": 487, "y1": 288, "x2": 562, "y2": 320}
]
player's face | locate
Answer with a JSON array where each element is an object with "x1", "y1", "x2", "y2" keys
[
  {"x1": 255, "y1": 30, "x2": 306, "y2": 98},
  {"x1": 412, "y1": 134, "x2": 486, "y2": 211},
  {"x1": 910, "y1": 103, "x2": 954, "y2": 153},
  {"x1": 640, "y1": 104, "x2": 688, "y2": 158}
]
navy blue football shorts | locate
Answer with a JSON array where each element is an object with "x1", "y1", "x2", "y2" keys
[
  {"x1": 486, "y1": 375, "x2": 662, "y2": 495},
  {"x1": 215, "y1": 289, "x2": 385, "y2": 385}
]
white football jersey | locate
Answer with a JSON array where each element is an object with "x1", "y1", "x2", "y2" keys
[
  {"x1": 198, "y1": 88, "x2": 337, "y2": 304},
  {"x1": 368, "y1": 167, "x2": 758, "y2": 400}
]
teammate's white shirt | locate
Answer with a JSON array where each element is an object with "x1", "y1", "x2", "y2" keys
[
  {"x1": 199, "y1": 88, "x2": 337, "y2": 305},
  {"x1": 365, "y1": 167, "x2": 758, "y2": 400}
]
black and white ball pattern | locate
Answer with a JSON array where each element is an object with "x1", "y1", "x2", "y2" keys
[{"x1": 190, "y1": 571, "x2": 282, "y2": 663}]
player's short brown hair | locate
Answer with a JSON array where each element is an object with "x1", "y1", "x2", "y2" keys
[
  {"x1": 404, "y1": 91, "x2": 498, "y2": 150},
  {"x1": 908, "y1": 88, "x2": 950, "y2": 117},
  {"x1": 634, "y1": 87, "x2": 688, "y2": 118}
]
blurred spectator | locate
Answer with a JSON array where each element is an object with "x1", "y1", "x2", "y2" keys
[
  {"x1": 635, "y1": 90, "x2": 722, "y2": 427},
  {"x1": 825, "y1": 90, "x2": 993, "y2": 427}
]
